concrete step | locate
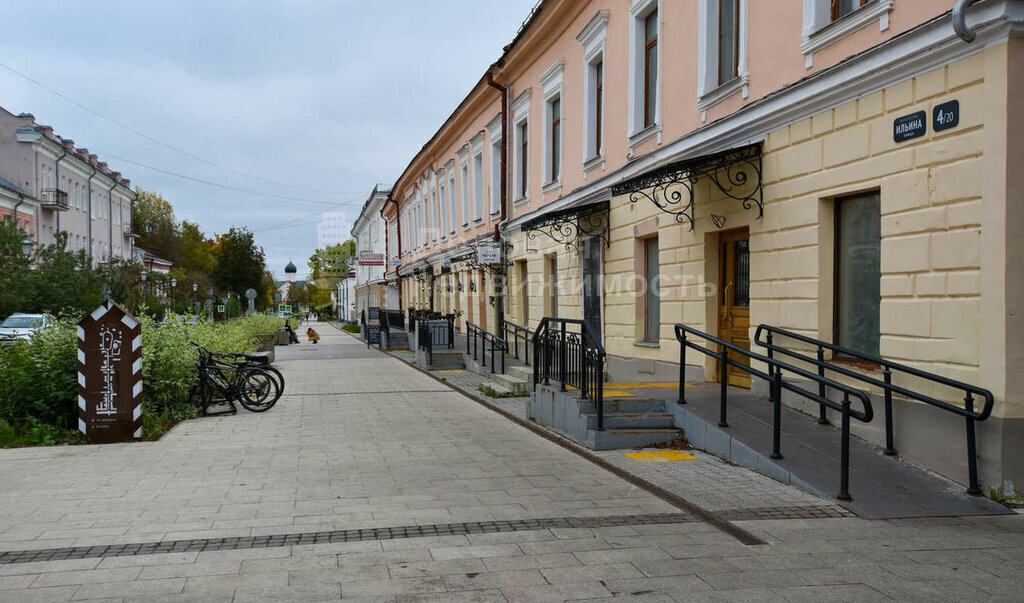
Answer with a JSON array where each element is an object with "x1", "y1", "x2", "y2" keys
[
  {"x1": 581, "y1": 412, "x2": 675, "y2": 430},
  {"x1": 481, "y1": 382, "x2": 515, "y2": 397},
  {"x1": 585, "y1": 427, "x2": 683, "y2": 450},
  {"x1": 505, "y1": 364, "x2": 532, "y2": 378},
  {"x1": 493, "y1": 373, "x2": 529, "y2": 395},
  {"x1": 429, "y1": 350, "x2": 465, "y2": 370},
  {"x1": 578, "y1": 398, "x2": 667, "y2": 415}
]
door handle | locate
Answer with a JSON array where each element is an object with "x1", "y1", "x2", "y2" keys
[{"x1": 720, "y1": 282, "x2": 733, "y2": 325}]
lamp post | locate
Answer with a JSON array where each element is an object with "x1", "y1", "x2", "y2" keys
[
  {"x1": 140, "y1": 270, "x2": 148, "y2": 310},
  {"x1": 192, "y1": 282, "x2": 198, "y2": 313},
  {"x1": 170, "y1": 277, "x2": 177, "y2": 315},
  {"x1": 207, "y1": 287, "x2": 214, "y2": 321},
  {"x1": 21, "y1": 235, "x2": 32, "y2": 260}
]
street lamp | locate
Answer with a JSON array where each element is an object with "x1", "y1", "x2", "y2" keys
[
  {"x1": 140, "y1": 270, "x2": 148, "y2": 310},
  {"x1": 192, "y1": 282, "x2": 198, "y2": 312},
  {"x1": 170, "y1": 277, "x2": 177, "y2": 315},
  {"x1": 20, "y1": 235, "x2": 32, "y2": 259}
]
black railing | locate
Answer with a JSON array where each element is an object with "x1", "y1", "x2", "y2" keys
[
  {"x1": 532, "y1": 317, "x2": 606, "y2": 430},
  {"x1": 676, "y1": 323, "x2": 873, "y2": 501},
  {"x1": 384, "y1": 310, "x2": 404, "y2": 331},
  {"x1": 417, "y1": 315, "x2": 454, "y2": 365},
  {"x1": 753, "y1": 324, "x2": 995, "y2": 496},
  {"x1": 503, "y1": 320, "x2": 533, "y2": 366},
  {"x1": 467, "y1": 322, "x2": 507, "y2": 374},
  {"x1": 40, "y1": 188, "x2": 69, "y2": 210}
]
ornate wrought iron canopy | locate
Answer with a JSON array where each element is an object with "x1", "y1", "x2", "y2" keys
[
  {"x1": 520, "y1": 201, "x2": 610, "y2": 252},
  {"x1": 610, "y1": 143, "x2": 763, "y2": 231},
  {"x1": 450, "y1": 239, "x2": 509, "y2": 273}
]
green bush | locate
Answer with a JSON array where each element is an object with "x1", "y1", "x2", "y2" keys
[
  {"x1": 0, "y1": 312, "x2": 285, "y2": 445},
  {"x1": 342, "y1": 323, "x2": 361, "y2": 333}
]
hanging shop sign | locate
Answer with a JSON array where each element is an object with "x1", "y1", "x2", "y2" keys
[
  {"x1": 77, "y1": 300, "x2": 143, "y2": 444},
  {"x1": 476, "y1": 241, "x2": 501, "y2": 265},
  {"x1": 358, "y1": 252, "x2": 385, "y2": 266},
  {"x1": 933, "y1": 100, "x2": 959, "y2": 132},
  {"x1": 893, "y1": 110, "x2": 927, "y2": 143}
]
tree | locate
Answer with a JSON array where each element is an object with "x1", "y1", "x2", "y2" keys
[
  {"x1": 132, "y1": 189, "x2": 178, "y2": 259},
  {"x1": 308, "y1": 240, "x2": 356, "y2": 286},
  {"x1": 175, "y1": 220, "x2": 215, "y2": 275},
  {"x1": 211, "y1": 227, "x2": 266, "y2": 301},
  {"x1": 0, "y1": 219, "x2": 31, "y2": 318}
]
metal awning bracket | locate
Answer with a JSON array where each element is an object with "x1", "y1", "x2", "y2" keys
[{"x1": 611, "y1": 143, "x2": 763, "y2": 232}]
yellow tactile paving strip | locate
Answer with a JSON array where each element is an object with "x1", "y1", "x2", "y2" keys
[{"x1": 624, "y1": 450, "x2": 698, "y2": 462}]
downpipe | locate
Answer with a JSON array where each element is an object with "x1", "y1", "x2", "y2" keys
[
  {"x1": 486, "y1": 71, "x2": 509, "y2": 339},
  {"x1": 953, "y1": 0, "x2": 984, "y2": 43}
]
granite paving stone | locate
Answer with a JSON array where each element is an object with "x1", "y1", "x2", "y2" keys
[{"x1": 0, "y1": 323, "x2": 1022, "y2": 601}]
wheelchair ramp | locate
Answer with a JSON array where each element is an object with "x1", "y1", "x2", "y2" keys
[{"x1": 617, "y1": 382, "x2": 1011, "y2": 520}]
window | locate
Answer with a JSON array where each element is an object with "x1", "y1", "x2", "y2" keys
[
  {"x1": 644, "y1": 11, "x2": 658, "y2": 129},
  {"x1": 472, "y1": 150, "x2": 484, "y2": 221},
  {"x1": 578, "y1": 10, "x2": 608, "y2": 164},
  {"x1": 431, "y1": 187, "x2": 439, "y2": 242},
  {"x1": 438, "y1": 181, "x2": 446, "y2": 238},
  {"x1": 595, "y1": 60, "x2": 604, "y2": 155},
  {"x1": 629, "y1": 0, "x2": 660, "y2": 138},
  {"x1": 447, "y1": 169, "x2": 456, "y2": 233},
  {"x1": 511, "y1": 89, "x2": 531, "y2": 202},
  {"x1": 490, "y1": 138, "x2": 501, "y2": 216},
  {"x1": 519, "y1": 260, "x2": 529, "y2": 325},
  {"x1": 539, "y1": 59, "x2": 564, "y2": 188},
  {"x1": 644, "y1": 238, "x2": 660, "y2": 342},
  {"x1": 833, "y1": 0, "x2": 871, "y2": 21},
  {"x1": 547, "y1": 255, "x2": 559, "y2": 317},
  {"x1": 518, "y1": 121, "x2": 529, "y2": 197},
  {"x1": 835, "y1": 192, "x2": 880, "y2": 357},
  {"x1": 718, "y1": 0, "x2": 739, "y2": 85},
  {"x1": 549, "y1": 98, "x2": 561, "y2": 183},
  {"x1": 460, "y1": 160, "x2": 470, "y2": 226}
]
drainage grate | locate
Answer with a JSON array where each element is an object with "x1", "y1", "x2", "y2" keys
[{"x1": 0, "y1": 513, "x2": 695, "y2": 565}]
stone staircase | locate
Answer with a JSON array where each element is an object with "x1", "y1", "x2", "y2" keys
[
  {"x1": 463, "y1": 355, "x2": 531, "y2": 396},
  {"x1": 427, "y1": 349, "x2": 465, "y2": 370},
  {"x1": 530, "y1": 384, "x2": 682, "y2": 450}
]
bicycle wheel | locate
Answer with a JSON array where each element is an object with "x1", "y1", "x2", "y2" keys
[
  {"x1": 238, "y1": 368, "x2": 281, "y2": 412},
  {"x1": 188, "y1": 377, "x2": 211, "y2": 414}
]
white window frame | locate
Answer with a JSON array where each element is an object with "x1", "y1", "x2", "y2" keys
[
  {"x1": 539, "y1": 59, "x2": 564, "y2": 192},
  {"x1": 446, "y1": 162, "x2": 456, "y2": 234},
  {"x1": 698, "y1": 0, "x2": 750, "y2": 113},
  {"x1": 628, "y1": 0, "x2": 662, "y2": 147},
  {"x1": 487, "y1": 115, "x2": 502, "y2": 217},
  {"x1": 578, "y1": 10, "x2": 608, "y2": 171},
  {"x1": 437, "y1": 171, "x2": 447, "y2": 240},
  {"x1": 511, "y1": 89, "x2": 531, "y2": 204},
  {"x1": 471, "y1": 133, "x2": 485, "y2": 222},
  {"x1": 459, "y1": 147, "x2": 470, "y2": 228},
  {"x1": 801, "y1": 0, "x2": 893, "y2": 68}
]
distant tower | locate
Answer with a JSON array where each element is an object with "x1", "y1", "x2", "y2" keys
[{"x1": 285, "y1": 259, "x2": 297, "y2": 284}]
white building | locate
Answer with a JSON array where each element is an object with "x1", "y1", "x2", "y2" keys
[
  {"x1": 351, "y1": 185, "x2": 391, "y2": 320},
  {"x1": 0, "y1": 108, "x2": 134, "y2": 265}
]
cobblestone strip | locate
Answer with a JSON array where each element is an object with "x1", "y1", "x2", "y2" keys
[
  {"x1": 0, "y1": 513, "x2": 694, "y2": 565},
  {"x1": 719, "y1": 505, "x2": 855, "y2": 520}
]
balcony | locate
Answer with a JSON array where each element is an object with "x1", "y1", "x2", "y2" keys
[{"x1": 40, "y1": 188, "x2": 69, "y2": 211}]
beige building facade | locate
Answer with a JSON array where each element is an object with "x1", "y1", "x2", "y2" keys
[{"x1": 382, "y1": 0, "x2": 1024, "y2": 491}]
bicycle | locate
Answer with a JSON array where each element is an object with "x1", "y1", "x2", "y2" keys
[{"x1": 188, "y1": 345, "x2": 283, "y2": 415}]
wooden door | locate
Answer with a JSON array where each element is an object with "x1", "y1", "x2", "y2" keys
[{"x1": 717, "y1": 229, "x2": 751, "y2": 387}]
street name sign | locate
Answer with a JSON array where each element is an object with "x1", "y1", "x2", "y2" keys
[
  {"x1": 476, "y1": 241, "x2": 501, "y2": 265},
  {"x1": 77, "y1": 300, "x2": 143, "y2": 443},
  {"x1": 893, "y1": 110, "x2": 927, "y2": 143}
]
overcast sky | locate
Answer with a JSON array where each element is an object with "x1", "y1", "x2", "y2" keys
[{"x1": 0, "y1": 1, "x2": 538, "y2": 279}]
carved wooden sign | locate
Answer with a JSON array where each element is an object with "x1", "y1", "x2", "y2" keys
[{"x1": 77, "y1": 300, "x2": 143, "y2": 443}]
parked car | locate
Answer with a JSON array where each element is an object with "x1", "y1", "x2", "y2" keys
[{"x1": 0, "y1": 313, "x2": 55, "y2": 343}]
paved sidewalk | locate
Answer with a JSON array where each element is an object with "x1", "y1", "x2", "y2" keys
[{"x1": 0, "y1": 322, "x2": 1023, "y2": 601}]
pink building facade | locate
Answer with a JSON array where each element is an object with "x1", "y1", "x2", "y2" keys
[{"x1": 382, "y1": 1, "x2": 1024, "y2": 493}]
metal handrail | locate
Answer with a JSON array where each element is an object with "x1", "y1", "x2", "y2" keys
[
  {"x1": 532, "y1": 317, "x2": 606, "y2": 431},
  {"x1": 503, "y1": 320, "x2": 533, "y2": 365},
  {"x1": 417, "y1": 315, "x2": 454, "y2": 365},
  {"x1": 467, "y1": 321, "x2": 507, "y2": 374},
  {"x1": 675, "y1": 323, "x2": 873, "y2": 501},
  {"x1": 753, "y1": 324, "x2": 994, "y2": 495}
]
